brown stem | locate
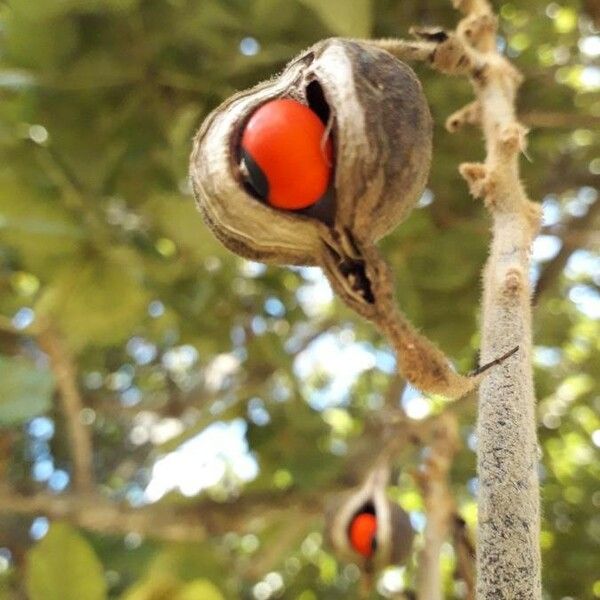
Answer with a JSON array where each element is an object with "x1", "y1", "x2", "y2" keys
[
  {"x1": 520, "y1": 110, "x2": 600, "y2": 130},
  {"x1": 446, "y1": 107, "x2": 600, "y2": 131},
  {"x1": 37, "y1": 327, "x2": 94, "y2": 493},
  {"x1": 374, "y1": 296, "x2": 478, "y2": 398},
  {"x1": 0, "y1": 485, "x2": 320, "y2": 543},
  {"x1": 452, "y1": 515, "x2": 476, "y2": 600},
  {"x1": 455, "y1": 2, "x2": 542, "y2": 598},
  {"x1": 415, "y1": 413, "x2": 459, "y2": 600},
  {"x1": 372, "y1": 1, "x2": 542, "y2": 597},
  {"x1": 384, "y1": 373, "x2": 406, "y2": 408}
]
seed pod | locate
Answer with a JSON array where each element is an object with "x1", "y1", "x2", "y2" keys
[
  {"x1": 190, "y1": 37, "x2": 485, "y2": 400},
  {"x1": 190, "y1": 37, "x2": 432, "y2": 283},
  {"x1": 325, "y1": 464, "x2": 414, "y2": 569}
]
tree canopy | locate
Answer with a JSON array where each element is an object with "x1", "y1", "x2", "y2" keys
[{"x1": 0, "y1": 0, "x2": 599, "y2": 598}]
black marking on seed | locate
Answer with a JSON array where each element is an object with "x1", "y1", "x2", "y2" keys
[{"x1": 241, "y1": 148, "x2": 269, "y2": 200}]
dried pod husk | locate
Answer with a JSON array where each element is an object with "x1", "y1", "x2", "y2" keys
[
  {"x1": 189, "y1": 37, "x2": 481, "y2": 399},
  {"x1": 325, "y1": 465, "x2": 414, "y2": 569},
  {"x1": 190, "y1": 37, "x2": 432, "y2": 280}
]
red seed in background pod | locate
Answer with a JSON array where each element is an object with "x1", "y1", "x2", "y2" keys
[
  {"x1": 349, "y1": 512, "x2": 378, "y2": 557},
  {"x1": 325, "y1": 464, "x2": 414, "y2": 569},
  {"x1": 240, "y1": 99, "x2": 333, "y2": 210}
]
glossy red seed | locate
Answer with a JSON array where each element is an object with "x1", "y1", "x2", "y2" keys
[
  {"x1": 241, "y1": 99, "x2": 333, "y2": 210},
  {"x1": 349, "y1": 513, "x2": 377, "y2": 558}
]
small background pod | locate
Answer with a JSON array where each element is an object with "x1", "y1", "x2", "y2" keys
[{"x1": 325, "y1": 465, "x2": 414, "y2": 569}]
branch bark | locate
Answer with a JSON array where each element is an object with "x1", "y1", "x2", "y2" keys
[
  {"x1": 415, "y1": 413, "x2": 459, "y2": 600},
  {"x1": 372, "y1": 1, "x2": 542, "y2": 597},
  {"x1": 38, "y1": 327, "x2": 95, "y2": 493},
  {"x1": 519, "y1": 110, "x2": 600, "y2": 130},
  {"x1": 0, "y1": 487, "x2": 208, "y2": 543},
  {"x1": 0, "y1": 486, "x2": 319, "y2": 543},
  {"x1": 453, "y1": 515, "x2": 476, "y2": 600},
  {"x1": 452, "y1": 3, "x2": 542, "y2": 598}
]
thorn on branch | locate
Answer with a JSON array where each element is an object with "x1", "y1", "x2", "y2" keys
[
  {"x1": 470, "y1": 345, "x2": 519, "y2": 376},
  {"x1": 508, "y1": 62, "x2": 525, "y2": 87},
  {"x1": 524, "y1": 201, "x2": 543, "y2": 240}
]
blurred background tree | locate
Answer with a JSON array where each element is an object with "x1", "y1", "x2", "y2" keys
[{"x1": 0, "y1": 0, "x2": 598, "y2": 598}]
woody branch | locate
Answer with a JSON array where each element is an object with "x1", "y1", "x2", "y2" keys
[{"x1": 370, "y1": 0, "x2": 542, "y2": 597}]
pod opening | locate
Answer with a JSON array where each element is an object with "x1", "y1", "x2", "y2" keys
[
  {"x1": 296, "y1": 80, "x2": 336, "y2": 226},
  {"x1": 324, "y1": 238, "x2": 376, "y2": 305},
  {"x1": 354, "y1": 501, "x2": 376, "y2": 517},
  {"x1": 306, "y1": 79, "x2": 330, "y2": 125}
]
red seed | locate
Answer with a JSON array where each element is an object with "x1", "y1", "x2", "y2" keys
[
  {"x1": 241, "y1": 99, "x2": 333, "y2": 210},
  {"x1": 349, "y1": 512, "x2": 377, "y2": 558}
]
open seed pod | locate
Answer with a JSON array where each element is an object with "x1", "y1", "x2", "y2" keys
[
  {"x1": 190, "y1": 37, "x2": 490, "y2": 399},
  {"x1": 190, "y1": 37, "x2": 432, "y2": 292},
  {"x1": 325, "y1": 464, "x2": 414, "y2": 569}
]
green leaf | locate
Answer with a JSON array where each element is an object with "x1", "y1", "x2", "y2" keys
[
  {"x1": 120, "y1": 577, "x2": 223, "y2": 600},
  {"x1": 36, "y1": 257, "x2": 149, "y2": 350},
  {"x1": 174, "y1": 580, "x2": 224, "y2": 600},
  {"x1": 409, "y1": 224, "x2": 484, "y2": 292},
  {"x1": 142, "y1": 194, "x2": 225, "y2": 259},
  {"x1": 120, "y1": 573, "x2": 223, "y2": 600},
  {"x1": 297, "y1": 0, "x2": 372, "y2": 37},
  {"x1": 26, "y1": 523, "x2": 107, "y2": 600},
  {"x1": 0, "y1": 355, "x2": 54, "y2": 426},
  {"x1": 9, "y1": 0, "x2": 139, "y2": 21},
  {"x1": 3, "y1": 12, "x2": 79, "y2": 69},
  {"x1": 0, "y1": 175, "x2": 84, "y2": 274},
  {"x1": 148, "y1": 544, "x2": 228, "y2": 585},
  {"x1": 120, "y1": 575, "x2": 180, "y2": 600}
]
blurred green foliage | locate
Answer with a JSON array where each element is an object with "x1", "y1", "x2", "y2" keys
[
  {"x1": 0, "y1": 355, "x2": 54, "y2": 425},
  {"x1": 26, "y1": 523, "x2": 107, "y2": 600},
  {"x1": 0, "y1": 0, "x2": 599, "y2": 598}
]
